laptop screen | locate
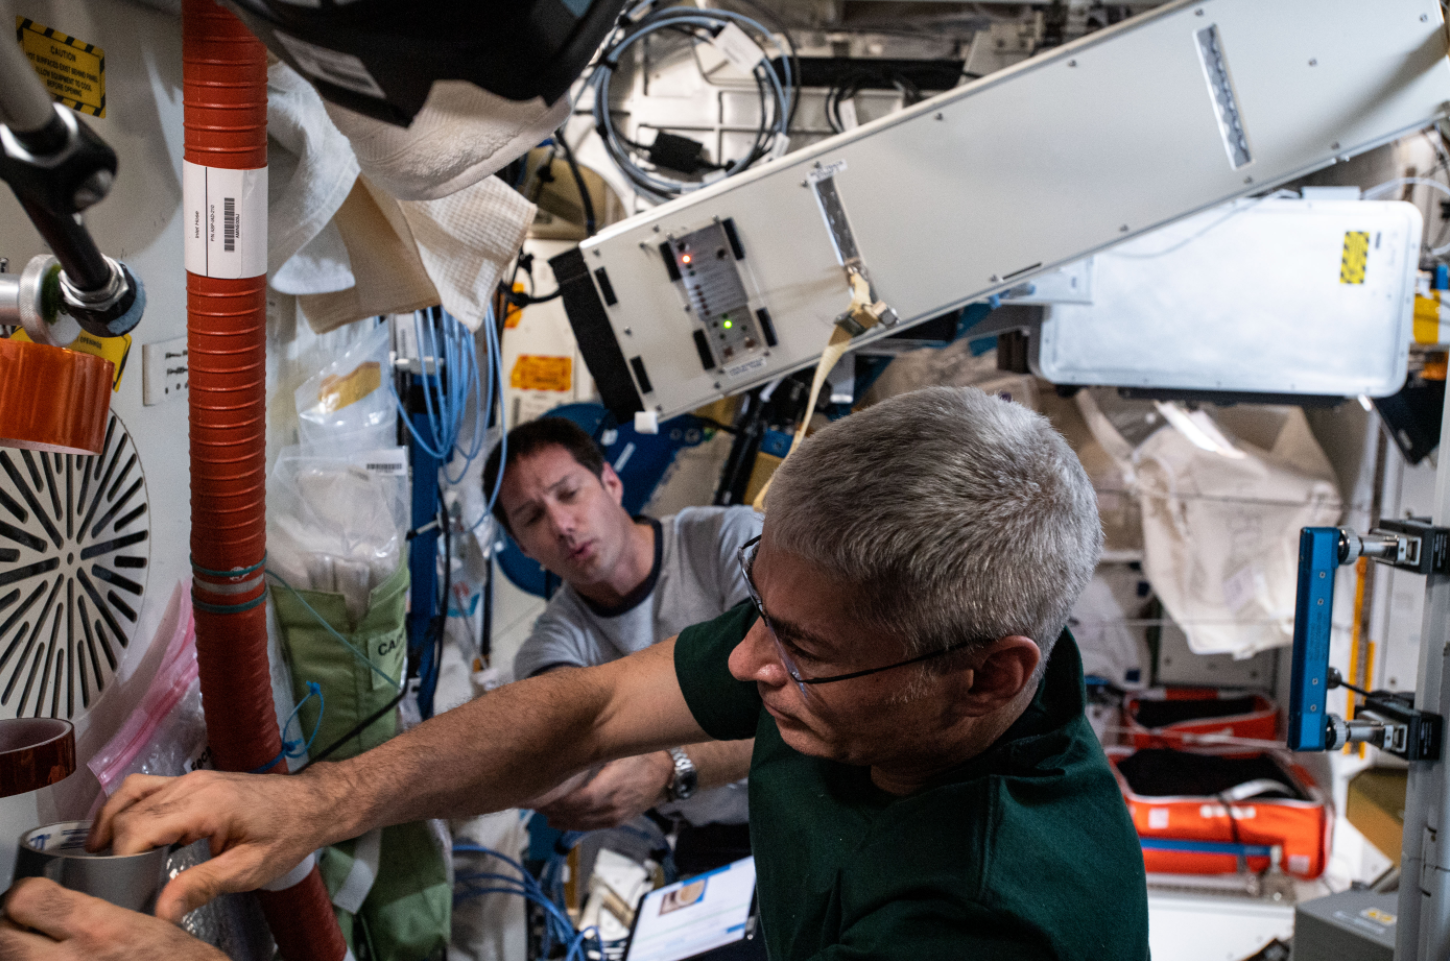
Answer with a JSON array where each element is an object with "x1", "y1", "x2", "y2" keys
[{"x1": 624, "y1": 856, "x2": 757, "y2": 961}]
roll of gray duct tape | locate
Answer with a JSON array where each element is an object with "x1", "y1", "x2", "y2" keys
[{"x1": 13, "y1": 821, "x2": 168, "y2": 913}]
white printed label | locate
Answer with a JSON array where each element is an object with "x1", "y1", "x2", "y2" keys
[
  {"x1": 806, "y1": 160, "x2": 848, "y2": 184},
  {"x1": 353, "y1": 448, "x2": 408, "y2": 476},
  {"x1": 725, "y1": 355, "x2": 769, "y2": 380},
  {"x1": 275, "y1": 31, "x2": 386, "y2": 98},
  {"x1": 183, "y1": 161, "x2": 267, "y2": 279},
  {"x1": 1147, "y1": 808, "x2": 1169, "y2": 830},
  {"x1": 711, "y1": 23, "x2": 765, "y2": 73},
  {"x1": 836, "y1": 97, "x2": 859, "y2": 130}
]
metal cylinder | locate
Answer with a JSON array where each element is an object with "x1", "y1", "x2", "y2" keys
[{"x1": 0, "y1": 35, "x2": 56, "y2": 133}]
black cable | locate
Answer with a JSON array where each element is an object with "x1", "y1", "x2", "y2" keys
[
  {"x1": 295, "y1": 686, "x2": 408, "y2": 771},
  {"x1": 1327, "y1": 667, "x2": 1372, "y2": 698},
  {"x1": 555, "y1": 128, "x2": 597, "y2": 237},
  {"x1": 590, "y1": 5, "x2": 789, "y2": 199},
  {"x1": 729, "y1": 0, "x2": 800, "y2": 133}
]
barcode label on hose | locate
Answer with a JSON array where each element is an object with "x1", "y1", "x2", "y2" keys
[
  {"x1": 183, "y1": 161, "x2": 266, "y2": 279},
  {"x1": 223, "y1": 198, "x2": 236, "y2": 252}
]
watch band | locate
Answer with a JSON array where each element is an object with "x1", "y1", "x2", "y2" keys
[{"x1": 665, "y1": 747, "x2": 698, "y2": 802}]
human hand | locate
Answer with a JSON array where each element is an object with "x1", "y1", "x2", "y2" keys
[
  {"x1": 88, "y1": 770, "x2": 338, "y2": 923},
  {"x1": 535, "y1": 753, "x2": 674, "y2": 831},
  {"x1": 0, "y1": 877, "x2": 226, "y2": 961}
]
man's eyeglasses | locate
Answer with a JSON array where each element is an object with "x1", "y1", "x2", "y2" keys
[{"x1": 736, "y1": 536, "x2": 980, "y2": 697}]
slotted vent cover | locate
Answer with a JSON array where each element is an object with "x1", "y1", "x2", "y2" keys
[{"x1": 0, "y1": 411, "x2": 150, "y2": 720}]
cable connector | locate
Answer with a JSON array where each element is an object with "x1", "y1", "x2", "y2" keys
[{"x1": 647, "y1": 132, "x2": 717, "y2": 175}]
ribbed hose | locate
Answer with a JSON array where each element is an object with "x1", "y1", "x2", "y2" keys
[{"x1": 182, "y1": 3, "x2": 347, "y2": 959}]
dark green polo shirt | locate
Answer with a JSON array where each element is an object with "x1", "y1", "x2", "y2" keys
[{"x1": 674, "y1": 602, "x2": 1149, "y2": 960}]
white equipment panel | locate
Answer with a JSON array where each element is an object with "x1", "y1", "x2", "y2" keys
[
  {"x1": 557, "y1": 0, "x2": 1450, "y2": 420},
  {"x1": 0, "y1": 0, "x2": 190, "y2": 881},
  {"x1": 1032, "y1": 198, "x2": 1422, "y2": 397}
]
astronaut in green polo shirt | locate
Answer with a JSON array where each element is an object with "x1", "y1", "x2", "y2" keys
[{"x1": 49, "y1": 385, "x2": 1146, "y2": 961}]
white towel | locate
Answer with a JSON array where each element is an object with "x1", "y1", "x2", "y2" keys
[
  {"x1": 268, "y1": 62, "x2": 360, "y2": 291},
  {"x1": 398, "y1": 178, "x2": 536, "y2": 330},
  {"x1": 324, "y1": 80, "x2": 570, "y2": 202}
]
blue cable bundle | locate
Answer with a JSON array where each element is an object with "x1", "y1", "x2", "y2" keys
[
  {"x1": 454, "y1": 843, "x2": 609, "y2": 961},
  {"x1": 391, "y1": 306, "x2": 508, "y2": 527}
]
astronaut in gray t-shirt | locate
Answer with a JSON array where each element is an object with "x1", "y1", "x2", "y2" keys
[{"x1": 483, "y1": 417, "x2": 760, "y2": 831}]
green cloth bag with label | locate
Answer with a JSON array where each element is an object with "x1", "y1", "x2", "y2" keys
[{"x1": 272, "y1": 565, "x2": 450, "y2": 961}]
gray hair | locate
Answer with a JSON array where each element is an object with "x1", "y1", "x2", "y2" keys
[{"x1": 764, "y1": 385, "x2": 1101, "y2": 667}]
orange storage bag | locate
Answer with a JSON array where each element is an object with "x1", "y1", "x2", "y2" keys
[
  {"x1": 1107, "y1": 746, "x2": 1330, "y2": 879},
  {"x1": 1125, "y1": 688, "x2": 1277, "y2": 755}
]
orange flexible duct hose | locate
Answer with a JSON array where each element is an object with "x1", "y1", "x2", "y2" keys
[{"x1": 182, "y1": 3, "x2": 347, "y2": 958}]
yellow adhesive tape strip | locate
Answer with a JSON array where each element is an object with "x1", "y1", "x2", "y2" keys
[{"x1": 751, "y1": 298, "x2": 868, "y2": 512}]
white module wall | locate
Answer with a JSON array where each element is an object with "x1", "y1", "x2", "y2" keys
[{"x1": 0, "y1": 0, "x2": 190, "y2": 879}]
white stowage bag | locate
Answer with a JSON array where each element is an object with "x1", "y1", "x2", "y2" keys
[{"x1": 1131, "y1": 406, "x2": 1342, "y2": 658}]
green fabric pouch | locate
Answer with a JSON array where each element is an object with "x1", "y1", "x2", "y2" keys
[
  {"x1": 272, "y1": 564, "x2": 450, "y2": 960},
  {"x1": 318, "y1": 822, "x2": 451, "y2": 961},
  {"x1": 272, "y1": 564, "x2": 409, "y2": 758}
]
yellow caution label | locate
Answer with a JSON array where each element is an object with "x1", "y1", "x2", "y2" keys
[
  {"x1": 503, "y1": 283, "x2": 527, "y2": 329},
  {"x1": 1361, "y1": 907, "x2": 1397, "y2": 926},
  {"x1": 510, "y1": 355, "x2": 572, "y2": 392},
  {"x1": 16, "y1": 18, "x2": 105, "y2": 118},
  {"x1": 1340, "y1": 230, "x2": 1369, "y2": 284},
  {"x1": 318, "y1": 361, "x2": 381, "y2": 413},
  {"x1": 9, "y1": 328, "x2": 130, "y2": 391}
]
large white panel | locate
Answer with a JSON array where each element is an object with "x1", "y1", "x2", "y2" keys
[
  {"x1": 1033, "y1": 198, "x2": 1421, "y2": 397},
  {"x1": 575, "y1": 0, "x2": 1450, "y2": 419}
]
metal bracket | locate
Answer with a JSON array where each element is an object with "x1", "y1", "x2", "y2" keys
[
  {"x1": 807, "y1": 162, "x2": 899, "y2": 331},
  {"x1": 1290, "y1": 524, "x2": 1447, "y2": 759}
]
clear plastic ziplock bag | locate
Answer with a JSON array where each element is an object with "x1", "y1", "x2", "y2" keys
[
  {"x1": 295, "y1": 321, "x2": 396, "y2": 457},
  {"x1": 87, "y1": 581, "x2": 206, "y2": 797},
  {"x1": 267, "y1": 446, "x2": 410, "y2": 623}
]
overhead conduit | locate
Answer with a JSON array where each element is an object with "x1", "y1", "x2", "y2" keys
[{"x1": 182, "y1": 2, "x2": 348, "y2": 958}]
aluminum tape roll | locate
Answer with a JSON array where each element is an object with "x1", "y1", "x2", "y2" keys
[{"x1": 13, "y1": 821, "x2": 167, "y2": 913}]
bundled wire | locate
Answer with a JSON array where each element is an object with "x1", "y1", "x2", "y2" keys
[
  {"x1": 388, "y1": 304, "x2": 507, "y2": 525},
  {"x1": 472, "y1": 304, "x2": 508, "y2": 529},
  {"x1": 394, "y1": 306, "x2": 486, "y2": 484},
  {"x1": 455, "y1": 843, "x2": 605, "y2": 961},
  {"x1": 588, "y1": 1, "x2": 794, "y2": 199},
  {"x1": 824, "y1": 69, "x2": 923, "y2": 134}
]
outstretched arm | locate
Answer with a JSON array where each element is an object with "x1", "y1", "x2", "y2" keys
[
  {"x1": 534, "y1": 738, "x2": 755, "y2": 831},
  {"x1": 91, "y1": 638, "x2": 705, "y2": 922}
]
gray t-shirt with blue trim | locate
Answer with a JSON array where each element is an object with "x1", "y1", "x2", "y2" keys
[{"x1": 514, "y1": 505, "x2": 762, "y2": 825}]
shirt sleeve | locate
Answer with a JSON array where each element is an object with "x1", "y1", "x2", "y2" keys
[
  {"x1": 512, "y1": 608, "x2": 595, "y2": 680},
  {"x1": 673, "y1": 601, "x2": 762, "y2": 741},
  {"x1": 712, "y1": 506, "x2": 763, "y2": 609}
]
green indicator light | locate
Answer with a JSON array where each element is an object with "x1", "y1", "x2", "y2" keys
[{"x1": 722, "y1": 318, "x2": 733, "y2": 329}]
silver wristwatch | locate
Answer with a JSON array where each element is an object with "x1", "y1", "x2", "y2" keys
[{"x1": 664, "y1": 747, "x2": 698, "y2": 802}]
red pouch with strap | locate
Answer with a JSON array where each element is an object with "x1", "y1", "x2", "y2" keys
[{"x1": 1125, "y1": 688, "x2": 1278, "y2": 756}]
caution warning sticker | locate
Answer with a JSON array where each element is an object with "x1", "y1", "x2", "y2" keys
[
  {"x1": 9, "y1": 329, "x2": 131, "y2": 392},
  {"x1": 15, "y1": 18, "x2": 105, "y2": 118},
  {"x1": 1340, "y1": 230, "x2": 1369, "y2": 284},
  {"x1": 510, "y1": 355, "x2": 573, "y2": 392}
]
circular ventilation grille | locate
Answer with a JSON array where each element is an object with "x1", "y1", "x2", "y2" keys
[{"x1": 0, "y1": 411, "x2": 150, "y2": 720}]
